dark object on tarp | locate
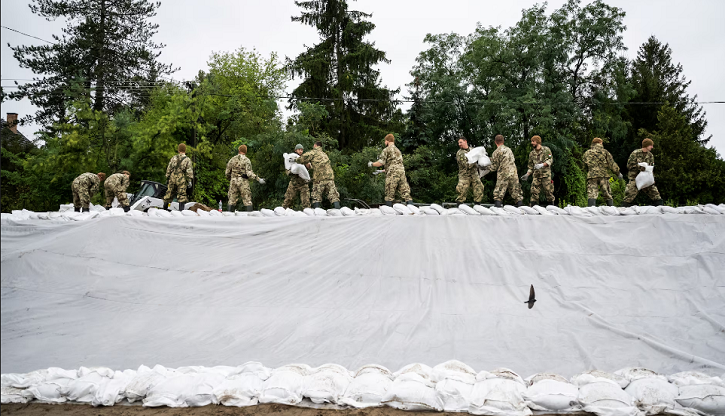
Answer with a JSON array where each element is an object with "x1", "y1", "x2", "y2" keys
[{"x1": 129, "y1": 180, "x2": 167, "y2": 206}]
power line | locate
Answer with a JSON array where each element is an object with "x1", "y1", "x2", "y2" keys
[{"x1": 1, "y1": 25, "x2": 56, "y2": 44}]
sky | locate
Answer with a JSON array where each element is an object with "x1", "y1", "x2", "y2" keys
[{"x1": 2, "y1": 0, "x2": 724, "y2": 154}]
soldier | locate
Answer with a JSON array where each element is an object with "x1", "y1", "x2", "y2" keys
[
  {"x1": 622, "y1": 138, "x2": 663, "y2": 207},
  {"x1": 582, "y1": 138, "x2": 622, "y2": 207},
  {"x1": 520, "y1": 135, "x2": 555, "y2": 207},
  {"x1": 297, "y1": 141, "x2": 340, "y2": 209},
  {"x1": 282, "y1": 144, "x2": 310, "y2": 209},
  {"x1": 454, "y1": 136, "x2": 485, "y2": 204},
  {"x1": 163, "y1": 143, "x2": 194, "y2": 211},
  {"x1": 225, "y1": 144, "x2": 265, "y2": 212},
  {"x1": 104, "y1": 171, "x2": 131, "y2": 211},
  {"x1": 487, "y1": 134, "x2": 523, "y2": 207},
  {"x1": 368, "y1": 134, "x2": 413, "y2": 206},
  {"x1": 71, "y1": 172, "x2": 106, "y2": 212}
]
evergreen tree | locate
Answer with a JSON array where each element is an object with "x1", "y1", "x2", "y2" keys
[
  {"x1": 288, "y1": 0, "x2": 399, "y2": 150},
  {"x1": 9, "y1": 0, "x2": 175, "y2": 127}
]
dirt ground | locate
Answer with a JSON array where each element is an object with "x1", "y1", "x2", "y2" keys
[{"x1": 0, "y1": 404, "x2": 591, "y2": 416}]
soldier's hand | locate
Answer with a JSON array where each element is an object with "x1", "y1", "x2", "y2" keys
[
  {"x1": 534, "y1": 163, "x2": 544, "y2": 170},
  {"x1": 187, "y1": 181, "x2": 192, "y2": 188},
  {"x1": 521, "y1": 173, "x2": 530, "y2": 181},
  {"x1": 258, "y1": 178, "x2": 266, "y2": 185},
  {"x1": 368, "y1": 161, "x2": 374, "y2": 167},
  {"x1": 618, "y1": 173, "x2": 624, "y2": 180}
]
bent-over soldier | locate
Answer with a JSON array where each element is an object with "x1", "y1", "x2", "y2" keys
[
  {"x1": 104, "y1": 171, "x2": 131, "y2": 211},
  {"x1": 72, "y1": 172, "x2": 106, "y2": 212}
]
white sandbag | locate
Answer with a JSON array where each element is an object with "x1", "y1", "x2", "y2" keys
[
  {"x1": 156, "y1": 209, "x2": 173, "y2": 218},
  {"x1": 600, "y1": 206, "x2": 620, "y2": 216},
  {"x1": 93, "y1": 369, "x2": 136, "y2": 406},
  {"x1": 1, "y1": 386, "x2": 33, "y2": 403},
  {"x1": 303, "y1": 208, "x2": 316, "y2": 216},
  {"x1": 469, "y1": 369, "x2": 531, "y2": 416},
  {"x1": 260, "y1": 208, "x2": 276, "y2": 217},
  {"x1": 108, "y1": 207, "x2": 126, "y2": 216},
  {"x1": 11, "y1": 210, "x2": 31, "y2": 220},
  {"x1": 660, "y1": 206, "x2": 678, "y2": 214},
  {"x1": 478, "y1": 155, "x2": 492, "y2": 168},
  {"x1": 393, "y1": 203, "x2": 413, "y2": 215},
  {"x1": 89, "y1": 203, "x2": 106, "y2": 212},
  {"x1": 474, "y1": 205, "x2": 497, "y2": 216},
  {"x1": 290, "y1": 163, "x2": 311, "y2": 181},
  {"x1": 58, "y1": 203, "x2": 74, "y2": 212},
  {"x1": 625, "y1": 377, "x2": 679, "y2": 415},
  {"x1": 433, "y1": 360, "x2": 477, "y2": 412},
  {"x1": 619, "y1": 207, "x2": 638, "y2": 216},
  {"x1": 341, "y1": 365, "x2": 393, "y2": 408},
  {"x1": 519, "y1": 206, "x2": 539, "y2": 215},
  {"x1": 702, "y1": 205, "x2": 722, "y2": 215},
  {"x1": 675, "y1": 384, "x2": 725, "y2": 415},
  {"x1": 465, "y1": 147, "x2": 489, "y2": 165},
  {"x1": 524, "y1": 373, "x2": 579, "y2": 412},
  {"x1": 259, "y1": 364, "x2": 311, "y2": 405},
  {"x1": 710, "y1": 203, "x2": 725, "y2": 214},
  {"x1": 420, "y1": 207, "x2": 439, "y2": 216},
  {"x1": 369, "y1": 208, "x2": 383, "y2": 216},
  {"x1": 407, "y1": 204, "x2": 421, "y2": 215},
  {"x1": 578, "y1": 379, "x2": 640, "y2": 416},
  {"x1": 3, "y1": 370, "x2": 49, "y2": 389},
  {"x1": 565, "y1": 205, "x2": 593, "y2": 217},
  {"x1": 533, "y1": 205, "x2": 555, "y2": 215},
  {"x1": 684, "y1": 206, "x2": 707, "y2": 215},
  {"x1": 546, "y1": 205, "x2": 568, "y2": 215},
  {"x1": 169, "y1": 210, "x2": 184, "y2": 217},
  {"x1": 26, "y1": 367, "x2": 78, "y2": 403},
  {"x1": 669, "y1": 372, "x2": 724, "y2": 387},
  {"x1": 127, "y1": 209, "x2": 145, "y2": 217},
  {"x1": 274, "y1": 207, "x2": 287, "y2": 216},
  {"x1": 503, "y1": 205, "x2": 524, "y2": 215},
  {"x1": 573, "y1": 371, "x2": 629, "y2": 389},
  {"x1": 302, "y1": 364, "x2": 353, "y2": 404},
  {"x1": 213, "y1": 362, "x2": 271, "y2": 407},
  {"x1": 382, "y1": 372, "x2": 441, "y2": 411},
  {"x1": 459, "y1": 204, "x2": 480, "y2": 215},
  {"x1": 636, "y1": 206, "x2": 660, "y2": 215},
  {"x1": 380, "y1": 205, "x2": 398, "y2": 215},
  {"x1": 283, "y1": 152, "x2": 299, "y2": 170},
  {"x1": 208, "y1": 209, "x2": 222, "y2": 217},
  {"x1": 635, "y1": 165, "x2": 655, "y2": 190},
  {"x1": 144, "y1": 372, "x2": 224, "y2": 407},
  {"x1": 180, "y1": 209, "x2": 198, "y2": 217},
  {"x1": 340, "y1": 207, "x2": 355, "y2": 216},
  {"x1": 124, "y1": 365, "x2": 174, "y2": 403},
  {"x1": 448, "y1": 208, "x2": 466, "y2": 216},
  {"x1": 63, "y1": 367, "x2": 114, "y2": 403},
  {"x1": 314, "y1": 208, "x2": 327, "y2": 216},
  {"x1": 490, "y1": 207, "x2": 510, "y2": 216},
  {"x1": 586, "y1": 206, "x2": 603, "y2": 216},
  {"x1": 327, "y1": 209, "x2": 343, "y2": 217},
  {"x1": 430, "y1": 204, "x2": 447, "y2": 215},
  {"x1": 36, "y1": 212, "x2": 51, "y2": 220}
]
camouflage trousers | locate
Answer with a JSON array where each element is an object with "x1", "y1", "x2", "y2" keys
[
  {"x1": 385, "y1": 169, "x2": 412, "y2": 202},
  {"x1": 228, "y1": 177, "x2": 252, "y2": 208},
  {"x1": 623, "y1": 176, "x2": 661, "y2": 203},
  {"x1": 71, "y1": 181, "x2": 93, "y2": 209},
  {"x1": 164, "y1": 175, "x2": 189, "y2": 204},
  {"x1": 283, "y1": 180, "x2": 310, "y2": 209},
  {"x1": 587, "y1": 177, "x2": 612, "y2": 200},
  {"x1": 456, "y1": 174, "x2": 484, "y2": 203},
  {"x1": 530, "y1": 174, "x2": 555, "y2": 204},
  {"x1": 104, "y1": 184, "x2": 130, "y2": 208},
  {"x1": 312, "y1": 180, "x2": 340, "y2": 204},
  {"x1": 493, "y1": 175, "x2": 523, "y2": 202}
]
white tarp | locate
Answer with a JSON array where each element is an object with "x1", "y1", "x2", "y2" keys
[{"x1": 1, "y1": 214, "x2": 724, "y2": 381}]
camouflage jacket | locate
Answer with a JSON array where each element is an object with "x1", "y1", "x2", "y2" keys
[
  {"x1": 105, "y1": 173, "x2": 129, "y2": 190},
  {"x1": 297, "y1": 147, "x2": 335, "y2": 182},
  {"x1": 489, "y1": 145, "x2": 518, "y2": 179},
  {"x1": 583, "y1": 143, "x2": 620, "y2": 179},
  {"x1": 626, "y1": 149, "x2": 655, "y2": 178},
  {"x1": 376, "y1": 144, "x2": 405, "y2": 174},
  {"x1": 456, "y1": 147, "x2": 478, "y2": 178},
  {"x1": 166, "y1": 154, "x2": 193, "y2": 180},
  {"x1": 526, "y1": 146, "x2": 553, "y2": 178},
  {"x1": 225, "y1": 154, "x2": 258, "y2": 181},
  {"x1": 74, "y1": 172, "x2": 101, "y2": 195}
]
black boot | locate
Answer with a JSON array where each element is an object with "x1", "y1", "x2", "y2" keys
[
  {"x1": 653, "y1": 199, "x2": 663, "y2": 206},
  {"x1": 80, "y1": 207, "x2": 87, "y2": 213},
  {"x1": 333, "y1": 201, "x2": 341, "y2": 209},
  {"x1": 178, "y1": 202, "x2": 185, "y2": 211},
  {"x1": 494, "y1": 200, "x2": 502, "y2": 208},
  {"x1": 245, "y1": 205, "x2": 253, "y2": 212},
  {"x1": 385, "y1": 201, "x2": 393, "y2": 207},
  {"x1": 312, "y1": 202, "x2": 321, "y2": 209},
  {"x1": 74, "y1": 206, "x2": 81, "y2": 212},
  {"x1": 621, "y1": 201, "x2": 631, "y2": 208},
  {"x1": 122, "y1": 206, "x2": 130, "y2": 212},
  {"x1": 587, "y1": 198, "x2": 596, "y2": 207},
  {"x1": 406, "y1": 200, "x2": 413, "y2": 205},
  {"x1": 515, "y1": 200, "x2": 523, "y2": 208},
  {"x1": 162, "y1": 202, "x2": 170, "y2": 211},
  {"x1": 606, "y1": 199, "x2": 613, "y2": 207}
]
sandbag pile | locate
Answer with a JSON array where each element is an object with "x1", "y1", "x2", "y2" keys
[{"x1": 3, "y1": 363, "x2": 723, "y2": 415}]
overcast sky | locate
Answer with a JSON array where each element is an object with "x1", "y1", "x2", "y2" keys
[{"x1": 2, "y1": 0, "x2": 724, "y2": 154}]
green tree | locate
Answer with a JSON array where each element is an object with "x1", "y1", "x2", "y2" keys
[{"x1": 288, "y1": 0, "x2": 401, "y2": 150}]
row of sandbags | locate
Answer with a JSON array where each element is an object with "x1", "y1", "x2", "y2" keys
[
  {"x1": 2, "y1": 203, "x2": 724, "y2": 223},
  {"x1": 2, "y1": 362, "x2": 723, "y2": 415}
]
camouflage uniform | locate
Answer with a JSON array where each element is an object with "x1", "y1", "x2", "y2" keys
[
  {"x1": 489, "y1": 145, "x2": 523, "y2": 202},
  {"x1": 225, "y1": 154, "x2": 258, "y2": 208},
  {"x1": 71, "y1": 173, "x2": 102, "y2": 209},
  {"x1": 164, "y1": 154, "x2": 193, "y2": 204},
  {"x1": 455, "y1": 147, "x2": 484, "y2": 203},
  {"x1": 297, "y1": 147, "x2": 340, "y2": 204},
  {"x1": 525, "y1": 146, "x2": 554, "y2": 205},
  {"x1": 282, "y1": 169, "x2": 310, "y2": 209},
  {"x1": 376, "y1": 144, "x2": 412, "y2": 202},
  {"x1": 104, "y1": 173, "x2": 130, "y2": 208},
  {"x1": 623, "y1": 149, "x2": 661, "y2": 203},
  {"x1": 582, "y1": 143, "x2": 620, "y2": 200}
]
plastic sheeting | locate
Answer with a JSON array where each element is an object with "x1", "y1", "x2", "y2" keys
[{"x1": 1, "y1": 213, "x2": 724, "y2": 381}]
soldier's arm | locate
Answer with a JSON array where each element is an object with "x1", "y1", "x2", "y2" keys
[
  {"x1": 225, "y1": 159, "x2": 233, "y2": 180},
  {"x1": 244, "y1": 160, "x2": 259, "y2": 181},
  {"x1": 296, "y1": 151, "x2": 310, "y2": 165},
  {"x1": 626, "y1": 151, "x2": 639, "y2": 172},
  {"x1": 165, "y1": 157, "x2": 174, "y2": 178},
  {"x1": 544, "y1": 148, "x2": 553, "y2": 168},
  {"x1": 184, "y1": 158, "x2": 194, "y2": 180},
  {"x1": 525, "y1": 152, "x2": 534, "y2": 176},
  {"x1": 488, "y1": 150, "x2": 500, "y2": 172},
  {"x1": 607, "y1": 152, "x2": 620, "y2": 175}
]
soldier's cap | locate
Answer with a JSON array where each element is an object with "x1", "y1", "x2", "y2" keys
[{"x1": 295, "y1": 144, "x2": 304, "y2": 150}]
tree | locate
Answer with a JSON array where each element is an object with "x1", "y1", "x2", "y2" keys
[
  {"x1": 288, "y1": 0, "x2": 400, "y2": 150},
  {"x1": 9, "y1": 0, "x2": 175, "y2": 127}
]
